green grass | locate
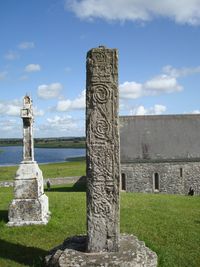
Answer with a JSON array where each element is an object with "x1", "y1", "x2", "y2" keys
[
  {"x1": 0, "y1": 186, "x2": 199, "y2": 267},
  {"x1": 0, "y1": 160, "x2": 86, "y2": 181}
]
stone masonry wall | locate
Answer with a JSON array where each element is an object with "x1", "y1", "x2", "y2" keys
[{"x1": 121, "y1": 161, "x2": 200, "y2": 195}]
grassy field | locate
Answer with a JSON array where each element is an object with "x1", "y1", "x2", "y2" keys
[
  {"x1": 0, "y1": 185, "x2": 199, "y2": 267},
  {"x1": 0, "y1": 160, "x2": 86, "y2": 181}
]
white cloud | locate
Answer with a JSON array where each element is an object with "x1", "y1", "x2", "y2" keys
[
  {"x1": 130, "y1": 104, "x2": 167, "y2": 116},
  {"x1": 119, "y1": 82, "x2": 143, "y2": 99},
  {"x1": 162, "y1": 65, "x2": 200, "y2": 78},
  {"x1": 25, "y1": 64, "x2": 41, "y2": 72},
  {"x1": 0, "y1": 71, "x2": 8, "y2": 80},
  {"x1": 144, "y1": 75, "x2": 182, "y2": 93},
  {"x1": 0, "y1": 99, "x2": 21, "y2": 116},
  {"x1": 0, "y1": 119, "x2": 21, "y2": 136},
  {"x1": 65, "y1": 0, "x2": 200, "y2": 25},
  {"x1": 33, "y1": 106, "x2": 45, "y2": 117},
  {"x1": 190, "y1": 110, "x2": 200, "y2": 114},
  {"x1": 120, "y1": 74, "x2": 182, "y2": 100},
  {"x1": 4, "y1": 51, "x2": 19, "y2": 60},
  {"x1": 38, "y1": 115, "x2": 81, "y2": 135},
  {"x1": 37, "y1": 83, "x2": 63, "y2": 99},
  {"x1": 0, "y1": 99, "x2": 44, "y2": 119},
  {"x1": 120, "y1": 64, "x2": 200, "y2": 100},
  {"x1": 18, "y1": 42, "x2": 35, "y2": 50},
  {"x1": 56, "y1": 90, "x2": 85, "y2": 111}
]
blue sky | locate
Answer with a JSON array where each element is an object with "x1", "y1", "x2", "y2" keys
[{"x1": 1, "y1": 0, "x2": 200, "y2": 138}]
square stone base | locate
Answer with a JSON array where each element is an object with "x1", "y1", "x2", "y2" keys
[{"x1": 7, "y1": 194, "x2": 50, "y2": 226}]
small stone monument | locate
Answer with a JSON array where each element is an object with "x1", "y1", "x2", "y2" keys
[
  {"x1": 45, "y1": 47, "x2": 157, "y2": 266},
  {"x1": 8, "y1": 95, "x2": 50, "y2": 226}
]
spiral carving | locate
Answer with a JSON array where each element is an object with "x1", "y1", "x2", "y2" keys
[
  {"x1": 93, "y1": 84, "x2": 110, "y2": 104},
  {"x1": 95, "y1": 119, "x2": 110, "y2": 139}
]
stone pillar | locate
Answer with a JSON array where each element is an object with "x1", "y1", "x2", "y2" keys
[
  {"x1": 86, "y1": 46, "x2": 120, "y2": 252},
  {"x1": 7, "y1": 96, "x2": 50, "y2": 226},
  {"x1": 44, "y1": 47, "x2": 158, "y2": 267}
]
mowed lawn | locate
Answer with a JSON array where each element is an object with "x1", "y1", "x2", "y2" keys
[
  {"x1": 0, "y1": 185, "x2": 199, "y2": 267},
  {"x1": 0, "y1": 160, "x2": 86, "y2": 181}
]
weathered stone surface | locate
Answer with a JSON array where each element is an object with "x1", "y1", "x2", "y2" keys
[
  {"x1": 86, "y1": 46, "x2": 120, "y2": 252},
  {"x1": 8, "y1": 195, "x2": 49, "y2": 226},
  {"x1": 44, "y1": 234, "x2": 158, "y2": 267},
  {"x1": 20, "y1": 95, "x2": 34, "y2": 162},
  {"x1": 121, "y1": 161, "x2": 200, "y2": 195},
  {"x1": 7, "y1": 96, "x2": 50, "y2": 226}
]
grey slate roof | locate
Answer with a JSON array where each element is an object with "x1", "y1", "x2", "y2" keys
[{"x1": 120, "y1": 114, "x2": 200, "y2": 163}]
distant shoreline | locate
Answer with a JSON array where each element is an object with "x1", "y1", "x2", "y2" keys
[
  {"x1": 0, "y1": 137, "x2": 86, "y2": 149},
  {"x1": 0, "y1": 156, "x2": 86, "y2": 167}
]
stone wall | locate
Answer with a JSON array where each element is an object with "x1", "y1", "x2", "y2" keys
[
  {"x1": 121, "y1": 161, "x2": 200, "y2": 195},
  {"x1": 0, "y1": 176, "x2": 85, "y2": 187}
]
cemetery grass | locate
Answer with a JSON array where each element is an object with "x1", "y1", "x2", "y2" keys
[
  {"x1": 0, "y1": 186, "x2": 199, "y2": 267},
  {"x1": 0, "y1": 160, "x2": 86, "y2": 181}
]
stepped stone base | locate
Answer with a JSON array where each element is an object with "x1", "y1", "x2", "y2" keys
[
  {"x1": 44, "y1": 234, "x2": 157, "y2": 267},
  {"x1": 7, "y1": 161, "x2": 50, "y2": 226}
]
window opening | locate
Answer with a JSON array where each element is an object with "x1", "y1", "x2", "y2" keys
[
  {"x1": 154, "y1": 173, "x2": 159, "y2": 191},
  {"x1": 121, "y1": 173, "x2": 126, "y2": 191},
  {"x1": 180, "y1": 168, "x2": 183, "y2": 177}
]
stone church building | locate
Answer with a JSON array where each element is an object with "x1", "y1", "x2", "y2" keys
[{"x1": 120, "y1": 114, "x2": 200, "y2": 195}]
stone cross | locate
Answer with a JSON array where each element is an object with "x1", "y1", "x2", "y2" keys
[
  {"x1": 86, "y1": 46, "x2": 120, "y2": 252},
  {"x1": 7, "y1": 95, "x2": 50, "y2": 226},
  {"x1": 21, "y1": 95, "x2": 34, "y2": 162}
]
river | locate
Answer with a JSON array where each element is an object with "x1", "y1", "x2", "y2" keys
[{"x1": 0, "y1": 146, "x2": 86, "y2": 166}]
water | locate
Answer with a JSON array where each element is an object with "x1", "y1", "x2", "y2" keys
[{"x1": 0, "y1": 146, "x2": 86, "y2": 166}]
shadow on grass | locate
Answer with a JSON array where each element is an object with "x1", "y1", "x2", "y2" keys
[
  {"x1": 0, "y1": 239, "x2": 47, "y2": 266},
  {"x1": 45, "y1": 176, "x2": 86, "y2": 192},
  {"x1": 0, "y1": 210, "x2": 8, "y2": 223}
]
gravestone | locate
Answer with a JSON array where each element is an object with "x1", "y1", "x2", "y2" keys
[
  {"x1": 45, "y1": 46, "x2": 157, "y2": 266},
  {"x1": 7, "y1": 95, "x2": 50, "y2": 226}
]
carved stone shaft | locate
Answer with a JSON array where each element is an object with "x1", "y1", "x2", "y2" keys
[
  {"x1": 86, "y1": 46, "x2": 120, "y2": 252},
  {"x1": 21, "y1": 95, "x2": 34, "y2": 162}
]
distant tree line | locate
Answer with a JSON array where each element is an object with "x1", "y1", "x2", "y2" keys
[{"x1": 0, "y1": 137, "x2": 86, "y2": 148}]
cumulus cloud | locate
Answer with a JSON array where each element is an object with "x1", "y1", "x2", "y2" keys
[
  {"x1": 37, "y1": 83, "x2": 63, "y2": 99},
  {"x1": 130, "y1": 104, "x2": 167, "y2": 116},
  {"x1": 120, "y1": 64, "x2": 200, "y2": 100},
  {"x1": 56, "y1": 90, "x2": 85, "y2": 111},
  {"x1": 120, "y1": 74, "x2": 182, "y2": 99},
  {"x1": 18, "y1": 41, "x2": 35, "y2": 50},
  {"x1": 25, "y1": 64, "x2": 41, "y2": 72},
  {"x1": 65, "y1": 0, "x2": 200, "y2": 25},
  {"x1": 0, "y1": 71, "x2": 8, "y2": 80},
  {"x1": 144, "y1": 75, "x2": 182, "y2": 93},
  {"x1": 4, "y1": 51, "x2": 19, "y2": 60}
]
